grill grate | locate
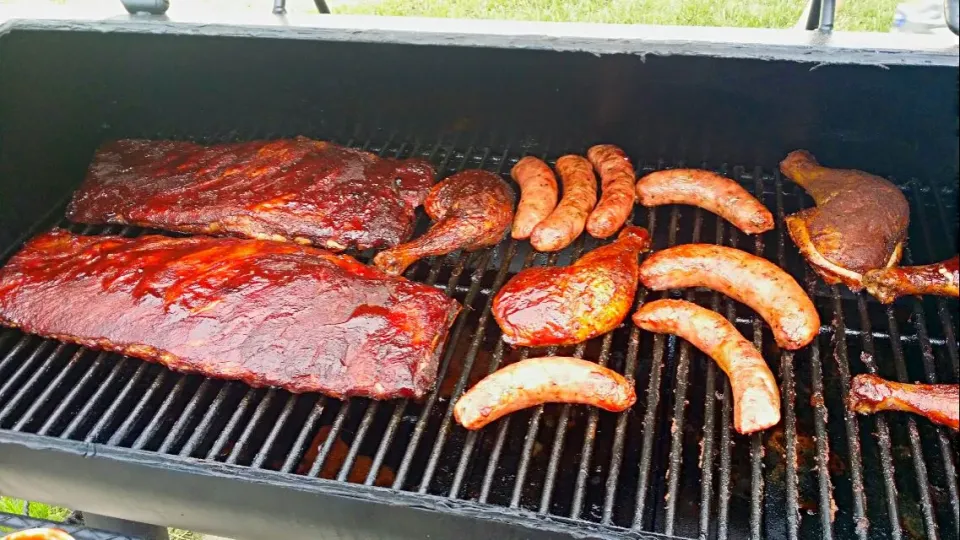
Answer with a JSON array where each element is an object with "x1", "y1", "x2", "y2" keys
[{"x1": 0, "y1": 136, "x2": 957, "y2": 539}]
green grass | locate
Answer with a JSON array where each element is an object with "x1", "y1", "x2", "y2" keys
[
  {"x1": 338, "y1": 0, "x2": 898, "y2": 32},
  {"x1": 0, "y1": 497, "x2": 71, "y2": 523},
  {"x1": 1, "y1": 496, "x2": 203, "y2": 539}
]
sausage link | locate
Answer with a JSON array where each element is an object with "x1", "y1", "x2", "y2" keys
[
  {"x1": 530, "y1": 155, "x2": 598, "y2": 252},
  {"x1": 638, "y1": 244, "x2": 820, "y2": 350},
  {"x1": 633, "y1": 299, "x2": 780, "y2": 434},
  {"x1": 510, "y1": 156, "x2": 559, "y2": 240},
  {"x1": 586, "y1": 144, "x2": 636, "y2": 239},
  {"x1": 635, "y1": 169, "x2": 774, "y2": 235},
  {"x1": 453, "y1": 356, "x2": 636, "y2": 430}
]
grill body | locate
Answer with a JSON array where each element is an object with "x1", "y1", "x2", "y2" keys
[{"x1": 0, "y1": 17, "x2": 957, "y2": 540}]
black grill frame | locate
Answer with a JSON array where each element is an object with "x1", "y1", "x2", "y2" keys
[{"x1": 0, "y1": 134, "x2": 957, "y2": 540}]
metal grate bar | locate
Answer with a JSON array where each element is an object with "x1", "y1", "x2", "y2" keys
[
  {"x1": 803, "y1": 271, "x2": 836, "y2": 540},
  {"x1": 774, "y1": 171, "x2": 799, "y2": 540},
  {"x1": 251, "y1": 393, "x2": 298, "y2": 469},
  {"x1": 508, "y1": 250, "x2": 562, "y2": 509},
  {"x1": 447, "y1": 340, "x2": 504, "y2": 498},
  {"x1": 307, "y1": 398, "x2": 352, "y2": 477},
  {"x1": 477, "y1": 250, "x2": 541, "y2": 504},
  {"x1": 390, "y1": 146, "x2": 497, "y2": 489},
  {"x1": 363, "y1": 257, "x2": 449, "y2": 486},
  {"x1": 925, "y1": 184, "x2": 959, "y2": 378},
  {"x1": 663, "y1": 207, "x2": 705, "y2": 536},
  {"x1": 157, "y1": 378, "x2": 214, "y2": 454},
  {"x1": 58, "y1": 355, "x2": 131, "y2": 439},
  {"x1": 828, "y1": 288, "x2": 869, "y2": 539},
  {"x1": 36, "y1": 351, "x2": 111, "y2": 436},
  {"x1": 205, "y1": 388, "x2": 259, "y2": 460},
  {"x1": 419, "y1": 240, "x2": 521, "y2": 492},
  {"x1": 856, "y1": 298, "x2": 903, "y2": 540},
  {"x1": 416, "y1": 152, "x2": 518, "y2": 495},
  {"x1": 82, "y1": 361, "x2": 153, "y2": 443},
  {"x1": 884, "y1": 306, "x2": 939, "y2": 540},
  {"x1": 0, "y1": 341, "x2": 58, "y2": 417},
  {"x1": 131, "y1": 376, "x2": 190, "y2": 450},
  {"x1": 106, "y1": 370, "x2": 170, "y2": 446},
  {"x1": 716, "y1": 306, "x2": 735, "y2": 540},
  {"x1": 10, "y1": 347, "x2": 88, "y2": 432},
  {"x1": 696, "y1": 211, "x2": 728, "y2": 540},
  {"x1": 900, "y1": 244, "x2": 960, "y2": 535},
  {"x1": 630, "y1": 206, "x2": 666, "y2": 529},
  {"x1": 374, "y1": 145, "x2": 482, "y2": 489},
  {"x1": 332, "y1": 142, "x2": 423, "y2": 483},
  {"x1": 336, "y1": 401, "x2": 380, "y2": 482},
  {"x1": 178, "y1": 381, "x2": 238, "y2": 457},
  {"x1": 226, "y1": 387, "x2": 279, "y2": 464},
  {"x1": 0, "y1": 342, "x2": 70, "y2": 426},
  {"x1": 281, "y1": 397, "x2": 327, "y2": 474},
  {"x1": 567, "y1": 333, "x2": 612, "y2": 517},
  {"x1": 390, "y1": 247, "x2": 491, "y2": 488}
]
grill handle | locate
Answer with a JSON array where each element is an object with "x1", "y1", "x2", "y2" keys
[
  {"x1": 947, "y1": 0, "x2": 960, "y2": 35},
  {"x1": 803, "y1": 0, "x2": 836, "y2": 31},
  {"x1": 121, "y1": 0, "x2": 169, "y2": 15},
  {"x1": 272, "y1": 0, "x2": 331, "y2": 14}
]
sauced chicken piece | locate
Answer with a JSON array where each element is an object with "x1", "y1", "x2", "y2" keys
[
  {"x1": 494, "y1": 226, "x2": 651, "y2": 347},
  {"x1": 374, "y1": 170, "x2": 514, "y2": 276}
]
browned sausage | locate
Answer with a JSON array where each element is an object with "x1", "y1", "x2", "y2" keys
[
  {"x1": 510, "y1": 156, "x2": 559, "y2": 240},
  {"x1": 633, "y1": 299, "x2": 781, "y2": 434},
  {"x1": 635, "y1": 169, "x2": 774, "y2": 235},
  {"x1": 639, "y1": 245, "x2": 820, "y2": 350},
  {"x1": 586, "y1": 144, "x2": 636, "y2": 239},
  {"x1": 453, "y1": 356, "x2": 636, "y2": 430},
  {"x1": 530, "y1": 155, "x2": 598, "y2": 252}
]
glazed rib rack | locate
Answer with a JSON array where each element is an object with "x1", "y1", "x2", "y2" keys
[{"x1": 0, "y1": 136, "x2": 957, "y2": 540}]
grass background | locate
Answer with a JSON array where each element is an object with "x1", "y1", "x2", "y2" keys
[
  {"x1": 335, "y1": 0, "x2": 901, "y2": 32},
  {"x1": 0, "y1": 0, "x2": 905, "y2": 537}
]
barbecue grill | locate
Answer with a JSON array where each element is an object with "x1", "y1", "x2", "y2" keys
[{"x1": 0, "y1": 10, "x2": 958, "y2": 540}]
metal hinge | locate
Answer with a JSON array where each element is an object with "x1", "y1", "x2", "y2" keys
[{"x1": 120, "y1": 0, "x2": 170, "y2": 15}]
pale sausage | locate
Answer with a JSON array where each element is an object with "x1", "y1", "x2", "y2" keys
[
  {"x1": 638, "y1": 244, "x2": 820, "y2": 350},
  {"x1": 510, "y1": 156, "x2": 559, "y2": 240},
  {"x1": 530, "y1": 155, "x2": 598, "y2": 252},
  {"x1": 633, "y1": 299, "x2": 781, "y2": 434},
  {"x1": 453, "y1": 356, "x2": 636, "y2": 430},
  {"x1": 635, "y1": 169, "x2": 774, "y2": 235},
  {"x1": 586, "y1": 144, "x2": 636, "y2": 239}
]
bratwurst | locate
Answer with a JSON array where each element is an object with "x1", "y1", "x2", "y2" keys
[
  {"x1": 511, "y1": 156, "x2": 559, "y2": 240},
  {"x1": 635, "y1": 169, "x2": 774, "y2": 235},
  {"x1": 586, "y1": 145, "x2": 636, "y2": 239},
  {"x1": 530, "y1": 155, "x2": 598, "y2": 252},
  {"x1": 633, "y1": 300, "x2": 781, "y2": 434},
  {"x1": 453, "y1": 356, "x2": 636, "y2": 430},
  {"x1": 638, "y1": 245, "x2": 820, "y2": 350}
]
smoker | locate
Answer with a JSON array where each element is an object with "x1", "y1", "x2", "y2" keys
[{"x1": 0, "y1": 3, "x2": 957, "y2": 539}]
